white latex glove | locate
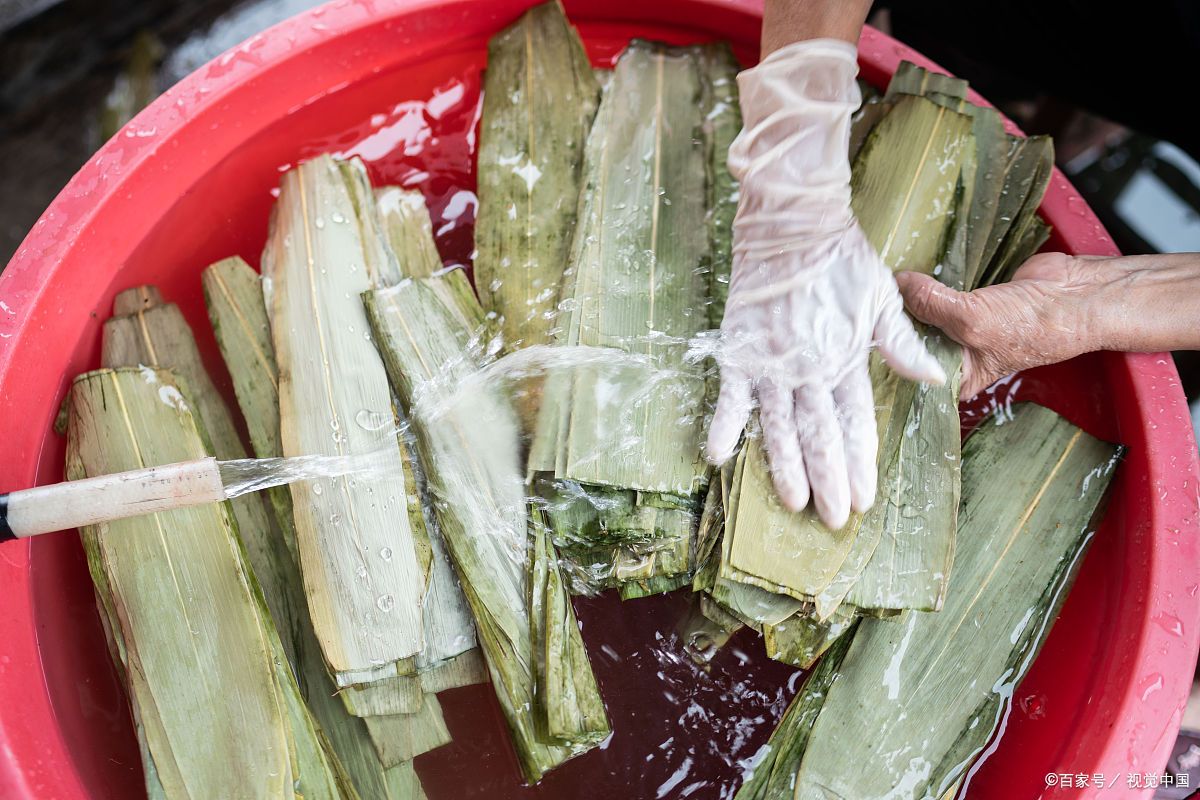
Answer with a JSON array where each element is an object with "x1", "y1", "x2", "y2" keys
[{"x1": 707, "y1": 39, "x2": 945, "y2": 530}]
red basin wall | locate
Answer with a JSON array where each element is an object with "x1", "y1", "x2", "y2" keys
[{"x1": 0, "y1": 1, "x2": 1197, "y2": 798}]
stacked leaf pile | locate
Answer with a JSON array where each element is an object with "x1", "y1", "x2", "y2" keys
[
  {"x1": 687, "y1": 61, "x2": 1058, "y2": 672},
  {"x1": 476, "y1": 18, "x2": 742, "y2": 601},
  {"x1": 69, "y1": 172, "x2": 495, "y2": 797}
]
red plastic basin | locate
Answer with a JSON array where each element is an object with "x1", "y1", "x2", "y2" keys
[{"x1": 1, "y1": 1, "x2": 1198, "y2": 798}]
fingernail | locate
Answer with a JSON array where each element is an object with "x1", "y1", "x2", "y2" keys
[
  {"x1": 705, "y1": 442, "x2": 733, "y2": 465},
  {"x1": 927, "y1": 362, "x2": 947, "y2": 385},
  {"x1": 705, "y1": 447, "x2": 731, "y2": 466},
  {"x1": 814, "y1": 485, "x2": 851, "y2": 530},
  {"x1": 705, "y1": 428, "x2": 738, "y2": 465},
  {"x1": 850, "y1": 478, "x2": 876, "y2": 514}
]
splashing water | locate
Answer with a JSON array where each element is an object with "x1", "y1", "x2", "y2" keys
[
  {"x1": 210, "y1": 337, "x2": 716, "y2": 511},
  {"x1": 410, "y1": 341, "x2": 686, "y2": 424},
  {"x1": 416, "y1": 591, "x2": 799, "y2": 799},
  {"x1": 217, "y1": 449, "x2": 399, "y2": 498}
]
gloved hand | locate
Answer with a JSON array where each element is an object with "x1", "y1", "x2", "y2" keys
[{"x1": 707, "y1": 39, "x2": 945, "y2": 530}]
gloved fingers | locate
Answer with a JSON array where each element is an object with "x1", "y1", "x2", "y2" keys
[
  {"x1": 759, "y1": 378, "x2": 811, "y2": 513},
  {"x1": 833, "y1": 366, "x2": 878, "y2": 514},
  {"x1": 874, "y1": 283, "x2": 947, "y2": 385},
  {"x1": 795, "y1": 384, "x2": 851, "y2": 530},
  {"x1": 706, "y1": 364, "x2": 753, "y2": 465}
]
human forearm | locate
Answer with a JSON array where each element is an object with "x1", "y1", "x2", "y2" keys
[
  {"x1": 1083, "y1": 253, "x2": 1200, "y2": 352},
  {"x1": 761, "y1": 0, "x2": 873, "y2": 54}
]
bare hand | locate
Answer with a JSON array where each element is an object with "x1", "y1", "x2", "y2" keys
[
  {"x1": 897, "y1": 250, "x2": 1200, "y2": 397},
  {"x1": 895, "y1": 253, "x2": 1101, "y2": 397}
]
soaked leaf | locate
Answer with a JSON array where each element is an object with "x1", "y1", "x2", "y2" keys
[
  {"x1": 102, "y1": 285, "x2": 291, "y2": 616},
  {"x1": 527, "y1": 40, "x2": 738, "y2": 597},
  {"x1": 530, "y1": 507, "x2": 610, "y2": 743},
  {"x1": 67, "y1": 368, "x2": 345, "y2": 799},
  {"x1": 785, "y1": 405, "x2": 1120, "y2": 800},
  {"x1": 884, "y1": 60, "x2": 969, "y2": 103},
  {"x1": 529, "y1": 39, "x2": 713, "y2": 497},
  {"x1": 203, "y1": 256, "x2": 441, "y2": 799},
  {"x1": 371, "y1": 189, "x2": 483, "y2": 684},
  {"x1": 474, "y1": 0, "x2": 600, "y2": 426},
  {"x1": 763, "y1": 605, "x2": 857, "y2": 671},
  {"x1": 977, "y1": 135, "x2": 1055, "y2": 287},
  {"x1": 963, "y1": 106, "x2": 1010, "y2": 291},
  {"x1": 362, "y1": 694, "x2": 451, "y2": 768},
  {"x1": 263, "y1": 154, "x2": 427, "y2": 685}
]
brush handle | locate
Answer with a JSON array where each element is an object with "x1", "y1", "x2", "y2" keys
[{"x1": 0, "y1": 458, "x2": 226, "y2": 541}]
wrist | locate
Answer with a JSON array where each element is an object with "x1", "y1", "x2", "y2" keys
[
  {"x1": 761, "y1": 0, "x2": 872, "y2": 54},
  {"x1": 739, "y1": 39, "x2": 859, "y2": 125},
  {"x1": 1041, "y1": 255, "x2": 1115, "y2": 358},
  {"x1": 1078, "y1": 266, "x2": 1125, "y2": 355},
  {"x1": 729, "y1": 40, "x2": 858, "y2": 231},
  {"x1": 1082, "y1": 253, "x2": 1200, "y2": 353}
]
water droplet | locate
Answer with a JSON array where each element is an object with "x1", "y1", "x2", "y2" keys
[
  {"x1": 355, "y1": 409, "x2": 392, "y2": 431},
  {"x1": 355, "y1": 565, "x2": 368, "y2": 580},
  {"x1": 1019, "y1": 693, "x2": 1047, "y2": 719},
  {"x1": 315, "y1": 216, "x2": 326, "y2": 229},
  {"x1": 330, "y1": 512, "x2": 341, "y2": 525},
  {"x1": 376, "y1": 594, "x2": 395, "y2": 612},
  {"x1": 1152, "y1": 612, "x2": 1185, "y2": 637},
  {"x1": 312, "y1": 484, "x2": 324, "y2": 496},
  {"x1": 1138, "y1": 672, "x2": 1164, "y2": 701},
  {"x1": 380, "y1": 547, "x2": 393, "y2": 562},
  {"x1": 332, "y1": 212, "x2": 346, "y2": 224}
]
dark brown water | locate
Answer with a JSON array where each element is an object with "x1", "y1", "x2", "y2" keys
[{"x1": 422, "y1": 592, "x2": 800, "y2": 800}]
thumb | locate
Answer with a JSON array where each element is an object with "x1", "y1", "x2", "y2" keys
[
  {"x1": 873, "y1": 280, "x2": 946, "y2": 385},
  {"x1": 894, "y1": 271, "x2": 968, "y2": 333}
]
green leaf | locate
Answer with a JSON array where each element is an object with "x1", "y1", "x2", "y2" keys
[
  {"x1": 788, "y1": 405, "x2": 1120, "y2": 800},
  {"x1": 263, "y1": 155, "x2": 427, "y2": 684}
]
